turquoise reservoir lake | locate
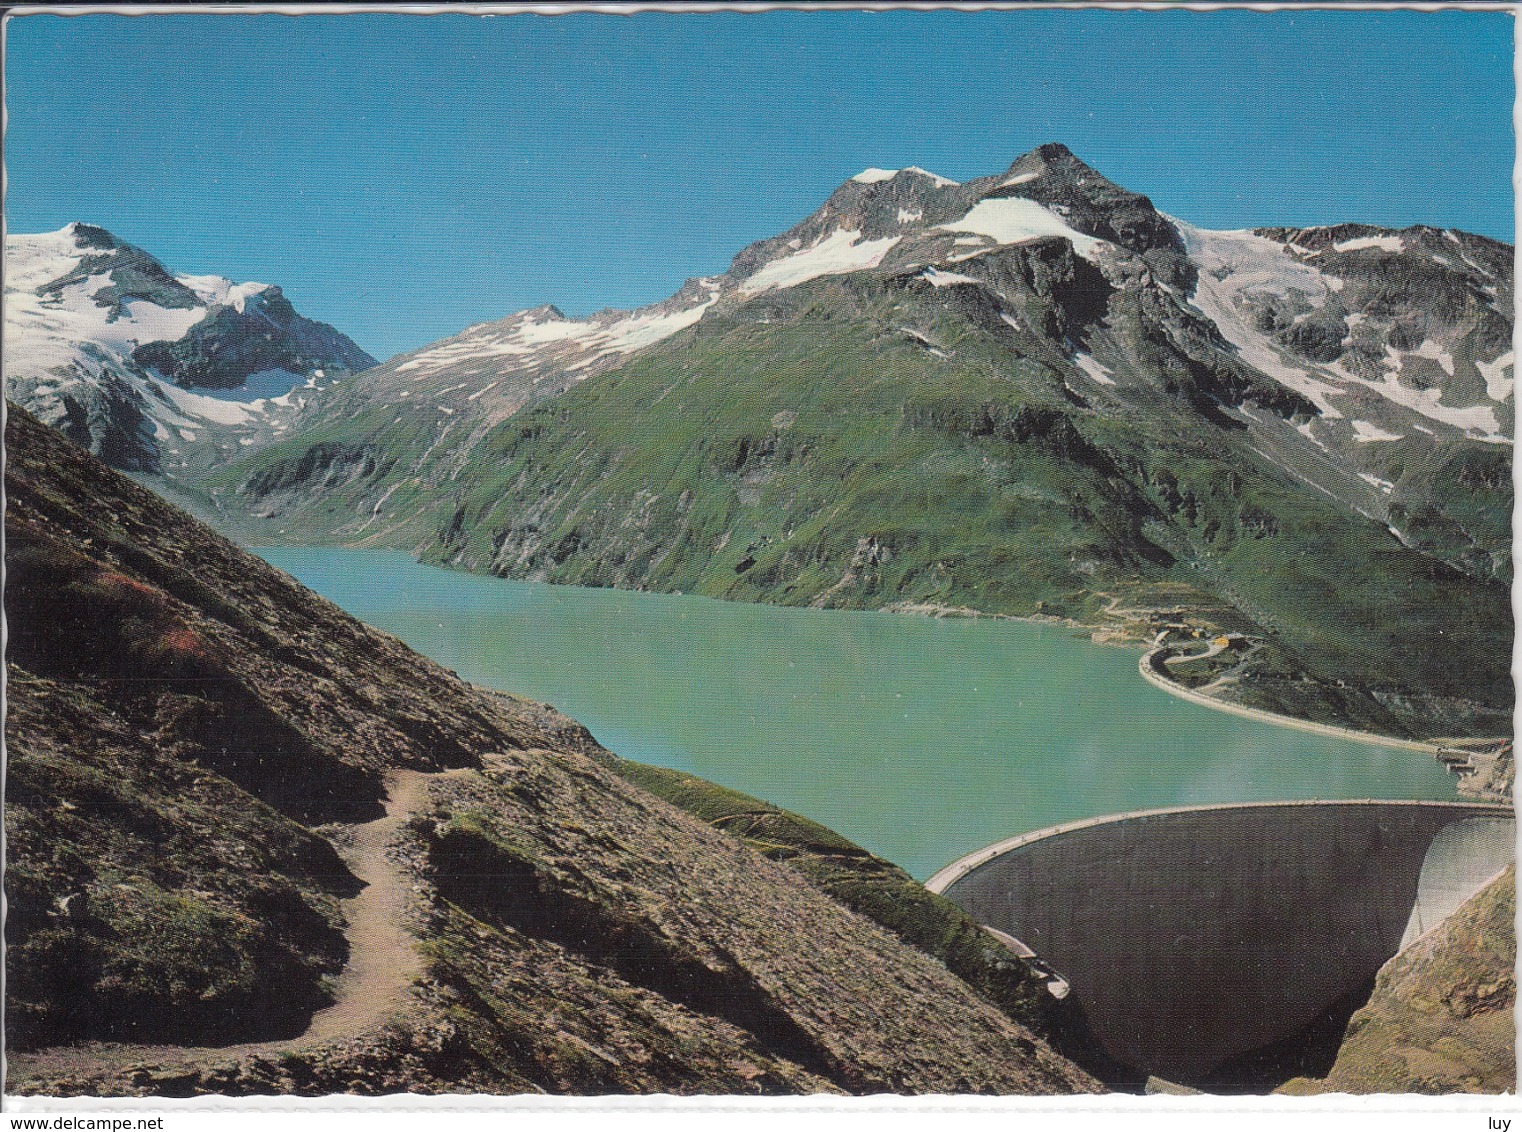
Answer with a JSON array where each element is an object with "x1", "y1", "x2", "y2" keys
[{"x1": 260, "y1": 548, "x2": 1458, "y2": 879}]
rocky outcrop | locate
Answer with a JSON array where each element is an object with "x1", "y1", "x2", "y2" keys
[
  {"x1": 1281, "y1": 867, "x2": 1515, "y2": 1095},
  {"x1": 132, "y1": 286, "x2": 375, "y2": 391}
]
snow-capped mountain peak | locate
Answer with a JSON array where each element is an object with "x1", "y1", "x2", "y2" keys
[
  {"x1": 177, "y1": 273, "x2": 272, "y2": 313},
  {"x1": 851, "y1": 165, "x2": 960, "y2": 188},
  {"x1": 296, "y1": 145, "x2": 1511, "y2": 478},
  {"x1": 5, "y1": 222, "x2": 376, "y2": 473}
]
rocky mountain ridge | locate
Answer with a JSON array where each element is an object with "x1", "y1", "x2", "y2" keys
[
  {"x1": 237, "y1": 144, "x2": 1510, "y2": 508},
  {"x1": 212, "y1": 144, "x2": 1512, "y2": 739}
]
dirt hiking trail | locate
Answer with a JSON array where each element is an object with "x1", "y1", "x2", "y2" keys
[
  {"x1": 8, "y1": 768, "x2": 455, "y2": 1085},
  {"x1": 300, "y1": 768, "x2": 437, "y2": 1044}
]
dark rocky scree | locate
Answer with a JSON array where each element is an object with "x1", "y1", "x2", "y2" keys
[
  {"x1": 44, "y1": 363, "x2": 162, "y2": 473},
  {"x1": 5, "y1": 405, "x2": 1099, "y2": 1098}
]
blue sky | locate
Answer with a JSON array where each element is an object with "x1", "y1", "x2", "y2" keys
[{"x1": 5, "y1": 8, "x2": 1514, "y2": 361}]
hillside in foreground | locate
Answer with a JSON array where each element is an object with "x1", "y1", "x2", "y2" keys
[
  {"x1": 4, "y1": 404, "x2": 1098, "y2": 1098},
  {"x1": 7, "y1": 401, "x2": 1511, "y2": 1098}
]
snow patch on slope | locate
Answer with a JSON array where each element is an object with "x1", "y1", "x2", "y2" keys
[
  {"x1": 851, "y1": 166, "x2": 957, "y2": 189},
  {"x1": 1330, "y1": 356, "x2": 1505, "y2": 440},
  {"x1": 936, "y1": 198, "x2": 1104, "y2": 260},
  {"x1": 903, "y1": 166, "x2": 959, "y2": 188},
  {"x1": 154, "y1": 380, "x2": 256, "y2": 426},
  {"x1": 118, "y1": 300, "x2": 209, "y2": 345},
  {"x1": 1295, "y1": 420, "x2": 1329, "y2": 451},
  {"x1": 516, "y1": 315, "x2": 596, "y2": 344},
  {"x1": 5, "y1": 250, "x2": 208, "y2": 376},
  {"x1": 395, "y1": 335, "x2": 532, "y2": 373},
  {"x1": 598, "y1": 285, "x2": 722, "y2": 353},
  {"x1": 1334, "y1": 235, "x2": 1405, "y2": 254},
  {"x1": 1412, "y1": 339, "x2": 1456, "y2": 377},
  {"x1": 919, "y1": 267, "x2": 979, "y2": 288},
  {"x1": 392, "y1": 282, "x2": 725, "y2": 380},
  {"x1": 5, "y1": 227, "x2": 95, "y2": 290},
  {"x1": 740, "y1": 229, "x2": 900, "y2": 294},
  {"x1": 1351, "y1": 419, "x2": 1403, "y2": 443},
  {"x1": 178, "y1": 274, "x2": 270, "y2": 313},
  {"x1": 1477, "y1": 350, "x2": 1514, "y2": 402},
  {"x1": 1176, "y1": 221, "x2": 1346, "y2": 419},
  {"x1": 1073, "y1": 353, "x2": 1117, "y2": 386}
]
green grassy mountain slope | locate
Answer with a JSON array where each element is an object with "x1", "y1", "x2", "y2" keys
[
  {"x1": 206, "y1": 146, "x2": 1512, "y2": 740},
  {"x1": 227, "y1": 257, "x2": 1509, "y2": 738},
  {"x1": 5, "y1": 405, "x2": 1098, "y2": 1098}
]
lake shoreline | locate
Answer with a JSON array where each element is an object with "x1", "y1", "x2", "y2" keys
[
  {"x1": 880, "y1": 598, "x2": 1136, "y2": 643},
  {"x1": 1136, "y1": 643, "x2": 1444, "y2": 755},
  {"x1": 257, "y1": 545, "x2": 1464, "y2": 881},
  {"x1": 272, "y1": 544, "x2": 1481, "y2": 756}
]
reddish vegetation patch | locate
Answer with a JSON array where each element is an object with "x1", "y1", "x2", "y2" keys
[
  {"x1": 158, "y1": 626, "x2": 211, "y2": 662},
  {"x1": 95, "y1": 570, "x2": 162, "y2": 601}
]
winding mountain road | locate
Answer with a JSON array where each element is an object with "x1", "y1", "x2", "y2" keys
[{"x1": 1138, "y1": 645, "x2": 1444, "y2": 754}]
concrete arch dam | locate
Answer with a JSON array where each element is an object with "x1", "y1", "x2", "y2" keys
[{"x1": 926, "y1": 800, "x2": 1514, "y2": 1085}]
